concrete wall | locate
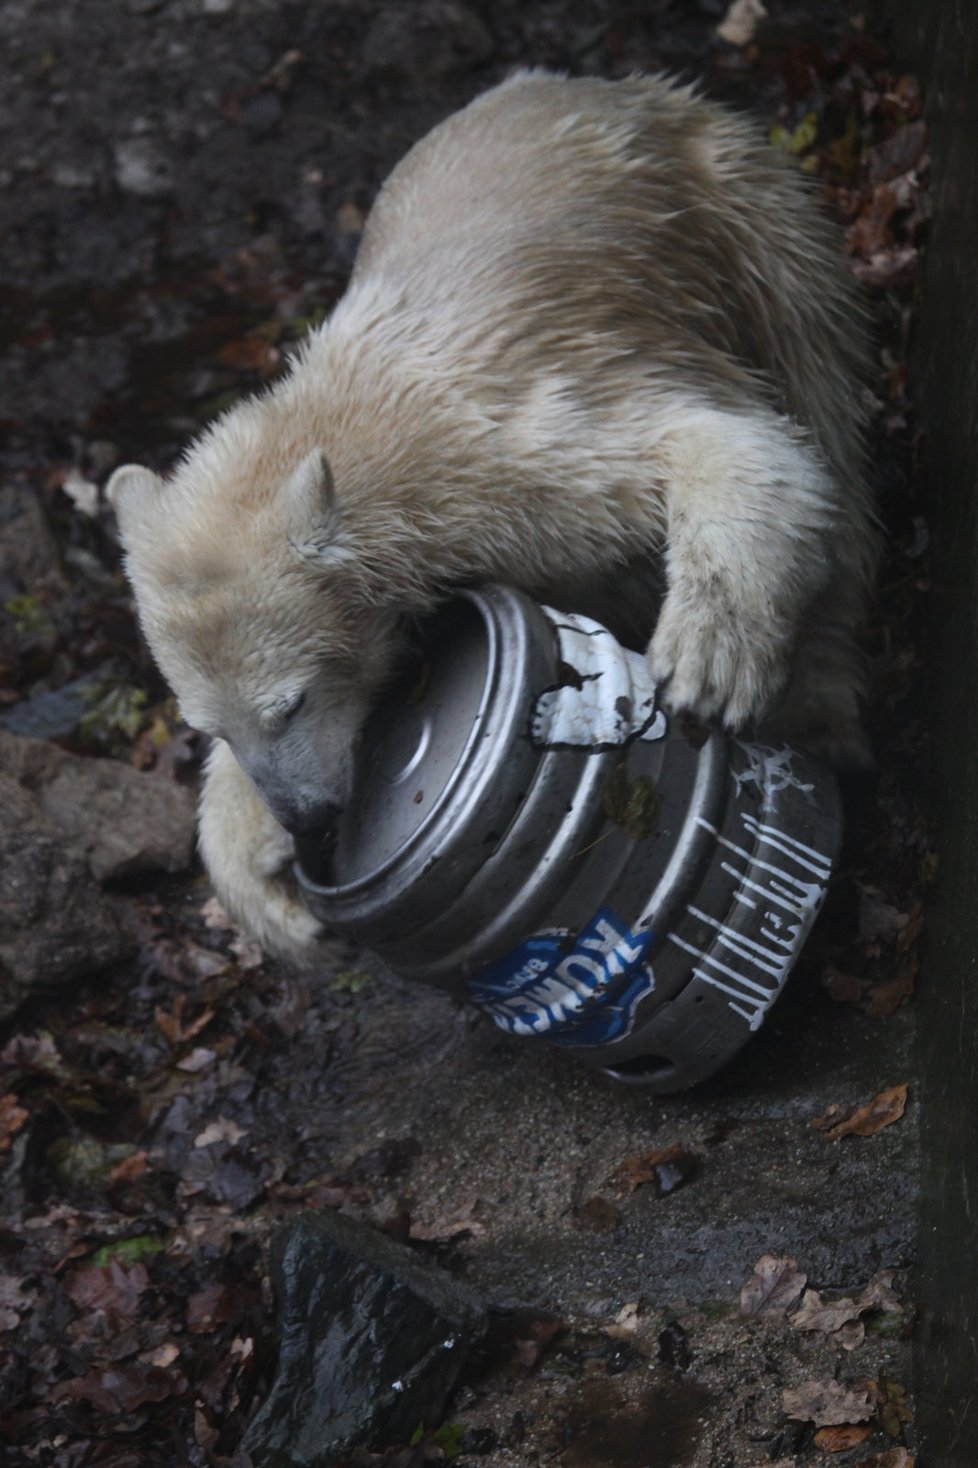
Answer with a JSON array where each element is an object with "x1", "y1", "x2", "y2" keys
[{"x1": 894, "y1": 3, "x2": 978, "y2": 1461}]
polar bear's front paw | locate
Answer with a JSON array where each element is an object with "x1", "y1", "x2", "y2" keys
[
  {"x1": 254, "y1": 887, "x2": 325, "y2": 963},
  {"x1": 198, "y1": 738, "x2": 326, "y2": 964},
  {"x1": 205, "y1": 825, "x2": 326, "y2": 963},
  {"x1": 647, "y1": 595, "x2": 793, "y2": 731}
]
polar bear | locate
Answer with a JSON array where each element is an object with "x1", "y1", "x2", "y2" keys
[{"x1": 108, "y1": 71, "x2": 874, "y2": 961}]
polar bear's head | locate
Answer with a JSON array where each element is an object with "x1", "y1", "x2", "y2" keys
[{"x1": 108, "y1": 446, "x2": 406, "y2": 837}]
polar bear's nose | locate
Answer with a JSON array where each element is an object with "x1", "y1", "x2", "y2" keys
[{"x1": 281, "y1": 799, "x2": 343, "y2": 838}]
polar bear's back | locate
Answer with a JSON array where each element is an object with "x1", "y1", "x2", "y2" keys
[{"x1": 347, "y1": 71, "x2": 866, "y2": 489}]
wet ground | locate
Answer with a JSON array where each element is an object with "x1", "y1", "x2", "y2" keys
[{"x1": 0, "y1": 1, "x2": 930, "y2": 1465}]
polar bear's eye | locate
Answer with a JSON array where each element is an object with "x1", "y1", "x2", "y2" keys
[
  {"x1": 259, "y1": 690, "x2": 307, "y2": 732},
  {"x1": 279, "y1": 690, "x2": 306, "y2": 723}
]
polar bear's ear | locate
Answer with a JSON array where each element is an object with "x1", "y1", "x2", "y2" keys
[
  {"x1": 282, "y1": 450, "x2": 336, "y2": 524},
  {"x1": 284, "y1": 451, "x2": 356, "y2": 569},
  {"x1": 106, "y1": 465, "x2": 165, "y2": 537}
]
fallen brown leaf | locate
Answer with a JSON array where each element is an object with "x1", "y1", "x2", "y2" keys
[
  {"x1": 63, "y1": 1259, "x2": 150, "y2": 1316},
  {"x1": 821, "y1": 955, "x2": 916, "y2": 1016},
  {"x1": 812, "y1": 1084, "x2": 908, "y2": 1141},
  {"x1": 0, "y1": 1092, "x2": 29, "y2": 1152},
  {"x1": 186, "y1": 1282, "x2": 241, "y2": 1335},
  {"x1": 740, "y1": 1254, "x2": 808, "y2": 1318},
  {"x1": 789, "y1": 1271, "x2": 901, "y2": 1345},
  {"x1": 846, "y1": 181, "x2": 899, "y2": 257},
  {"x1": 62, "y1": 1364, "x2": 188, "y2": 1414},
  {"x1": 131, "y1": 715, "x2": 197, "y2": 775},
  {"x1": 876, "y1": 1376, "x2": 913, "y2": 1438},
  {"x1": 607, "y1": 1301, "x2": 641, "y2": 1337},
  {"x1": 862, "y1": 954, "x2": 917, "y2": 1018},
  {"x1": 783, "y1": 1378, "x2": 875, "y2": 1427},
  {"x1": 848, "y1": 246, "x2": 918, "y2": 290},
  {"x1": 883, "y1": 75, "x2": 922, "y2": 119},
  {"x1": 109, "y1": 1149, "x2": 149, "y2": 1185},
  {"x1": 816, "y1": 1423, "x2": 873, "y2": 1452},
  {"x1": 791, "y1": 1288, "x2": 863, "y2": 1336},
  {"x1": 154, "y1": 995, "x2": 217, "y2": 1048},
  {"x1": 837, "y1": 1320, "x2": 867, "y2": 1351},
  {"x1": 510, "y1": 1313, "x2": 562, "y2": 1373},
  {"x1": 610, "y1": 1143, "x2": 697, "y2": 1196},
  {"x1": 822, "y1": 965, "x2": 870, "y2": 1006}
]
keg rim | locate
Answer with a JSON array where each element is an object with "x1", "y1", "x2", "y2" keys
[{"x1": 295, "y1": 583, "x2": 556, "y2": 904}]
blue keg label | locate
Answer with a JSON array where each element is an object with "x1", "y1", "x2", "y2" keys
[{"x1": 468, "y1": 907, "x2": 655, "y2": 1046}]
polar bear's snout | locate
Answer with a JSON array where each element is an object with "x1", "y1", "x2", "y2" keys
[
  {"x1": 236, "y1": 756, "x2": 345, "y2": 838},
  {"x1": 228, "y1": 735, "x2": 351, "y2": 839},
  {"x1": 258, "y1": 786, "x2": 343, "y2": 840}
]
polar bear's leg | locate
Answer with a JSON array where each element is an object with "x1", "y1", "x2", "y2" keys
[
  {"x1": 646, "y1": 404, "x2": 847, "y2": 732},
  {"x1": 198, "y1": 739, "x2": 323, "y2": 960},
  {"x1": 763, "y1": 566, "x2": 872, "y2": 769}
]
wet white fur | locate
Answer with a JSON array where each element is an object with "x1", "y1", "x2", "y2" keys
[{"x1": 108, "y1": 72, "x2": 875, "y2": 960}]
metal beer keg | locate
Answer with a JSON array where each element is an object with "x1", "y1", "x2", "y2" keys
[{"x1": 296, "y1": 584, "x2": 842, "y2": 1092}]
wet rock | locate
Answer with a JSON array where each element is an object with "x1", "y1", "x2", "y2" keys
[
  {"x1": 362, "y1": 2, "x2": 494, "y2": 86},
  {"x1": 244, "y1": 1209, "x2": 486, "y2": 1467},
  {"x1": 0, "y1": 729, "x2": 196, "y2": 882},
  {"x1": 0, "y1": 792, "x2": 132, "y2": 1019},
  {"x1": 113, "y1": 137, "x2": 175, "y2": 198},
  {"x1": 0, "y1": 484, "x2": 66, "y2": 605},
  {"x1": 0, "y1": 674, "x2": 103, "y2": 742}
]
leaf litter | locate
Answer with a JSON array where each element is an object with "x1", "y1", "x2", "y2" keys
[
  {"x1": 609, "y1": 1141, "x2": 699, "y2": 1197},
  {"x1": 812, "y1": 1084, "x2": 909, "y2": 1140},
  {"x1": 783, "y1": 1378, "x2": 876, "y2": 1426},
  {"x1": 739, "y1": 1254, "x2": 808, "y2": 1319},
  {"x1": 789, "y1": 1271, "x2": 903, "y2": 1349}
]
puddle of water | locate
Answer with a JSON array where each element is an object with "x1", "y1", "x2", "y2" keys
[{"x1": 560, "y1": 1376, "x2": 711, "y2": 1468}]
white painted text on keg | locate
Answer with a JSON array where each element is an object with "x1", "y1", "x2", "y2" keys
[
  {"x1": 668, "y1": 813, "x2": 832, "y2": 1030},
  {"x1": 532, "y1": 609, "x2": 667, "y2": 748},
  {"x1": 731, "y1": 740, "x2": 816, "y2": 812}
]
